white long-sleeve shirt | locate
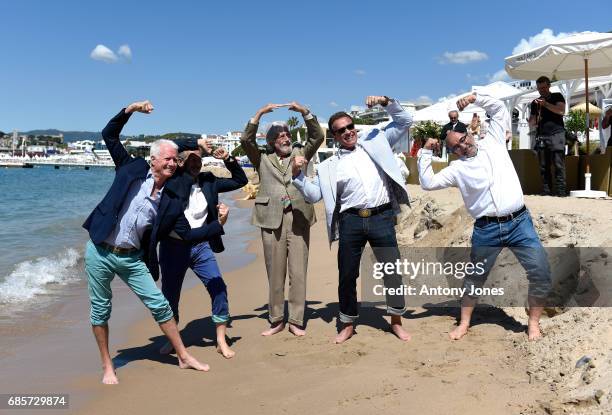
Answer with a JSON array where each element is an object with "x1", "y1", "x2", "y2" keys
[{"x1": 418, "y1": 94, "x2": 523, "y2": 219}]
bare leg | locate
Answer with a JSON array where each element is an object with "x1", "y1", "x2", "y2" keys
[
  {"x1": 289, "y1": 323, "x2": 306, "y2": 337},
  {"x1": 527, "y1": 296, "x2": 544, "y2": 341},
  {"x1": 390, "y1": 315, "x2": 411, "y2": 341},
  {"x1": 449, "y1": 297, "x2": 476, "y2": 340},
  {"x1": 159, "y1": 319, "x2": 209, "y2": 371},
  {"x1": 216, "y1": 323, "x2": 235, "y2": 359},
  {"x1": 261, "y1": 321, "x2": 285, "y2": 336},
  {"x1": 92, "y1": 324, "x2": 118, "y2": 384},
  {"x1": 334, "y1": 323, "x2": 354, "y2": 344}
]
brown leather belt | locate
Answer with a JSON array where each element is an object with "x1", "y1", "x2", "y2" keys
[{"x1": 98, "y1": 242, "x2": 140, "y2": 255}]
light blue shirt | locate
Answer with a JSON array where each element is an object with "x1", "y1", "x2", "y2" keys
[{"x1": 104, "y1": 171, "x2": 162, "y2": 249}]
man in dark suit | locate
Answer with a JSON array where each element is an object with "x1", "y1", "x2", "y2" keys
[
  {"x1": 440, "y1": 110, "x2": 468, "y2": 143},
  {"x1": 83, "y1": 100, "x2": 209, "y2": 384},
  {"x1": 159, "y1": 142, "x2": 248, "y2": 359}
]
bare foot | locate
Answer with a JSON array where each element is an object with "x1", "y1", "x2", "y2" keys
[
  {"x1": 102, "y1": 367, "x2": 118, "y2": 384},
  {"x1": 216, "y1": 342, "x2": 236, "y2": 359},
  {"x1": 261, "y1": 322, "x2": 285, "y2": 336},
  {"x1": 334, "y1": 324, "x2": 354, "y2": 344},
  {"x1": 159, "y1": 340, "x2": 174, "y2": 355},
  {"x1": 391, "y1": 322, "x2": 411, "y2": 341},
  {"x1": 178, "y1": 353, "x2": 210, "y2": 372},
  {"x1": 289, "y1": 324, "x2": 306, "y2": 337},
  {"x1": 527, "y1": 319, "x2": 542, "y2": 341},
  {"x1": 449, "y1": 324, "x2": 469, "y2": 340}
]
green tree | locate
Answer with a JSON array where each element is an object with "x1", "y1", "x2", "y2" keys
[
  {"x1": 287, "y1": 116, "x2": 299, "y2": 131},
  {"x1": 231, "y1": 145, "x2": 246, "y2": 157}
]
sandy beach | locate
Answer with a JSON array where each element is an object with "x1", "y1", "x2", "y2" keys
[{"x1": 66, "y1": 185, "x2": 611, "y2": 415}]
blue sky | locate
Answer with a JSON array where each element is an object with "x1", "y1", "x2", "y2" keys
[{"x1": 1, "y1": 0, "x2": 611, "y2": 135}]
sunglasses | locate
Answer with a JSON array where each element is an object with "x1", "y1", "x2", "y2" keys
[
  {"x1": 450, "y1": 134, "x2": 468, "y2": 154},
  {"x1": 333, "y1": 123, "x2": 355, "y2": 136}
]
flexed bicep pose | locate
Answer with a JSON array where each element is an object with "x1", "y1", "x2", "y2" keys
[
  {"x1": 293, "y1": 95, "x2": 413, "y2": 344},
  {"x1": 418, "y1": 93, "x2": 551, "y2": 341}
]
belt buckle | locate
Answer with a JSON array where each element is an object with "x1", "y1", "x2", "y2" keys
[{"x1": 358, "y1": 208, "x2": 371, "y2": 218}]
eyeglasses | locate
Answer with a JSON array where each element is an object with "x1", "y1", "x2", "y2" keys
[
  {"x1": 450, "y1": 134, "x2": 468, "y2": 153},
  {"x1": 333, "y1": 123, "x2": 355, "y2": 136}
]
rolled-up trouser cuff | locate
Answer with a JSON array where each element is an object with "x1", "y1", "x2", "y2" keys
[
  {"x1": 212, "y1": 314, "x2": 230, "y2": 324},
  {"x1": 339, "y1": 312, "x2": 358, "y2": 324},
  {"x1": 288, "y1": 317, "x2": 303, "y2": 327},
  {"x1": 387, "y1": 306, "x2": 406, "y2": 316},
  {"x1": 269, "y1": 315, "x2": 284, "y2": 324}
]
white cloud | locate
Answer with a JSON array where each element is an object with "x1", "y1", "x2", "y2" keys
[
  {"x1": 90, "y1": 45, "x2": 117, "y2": 63},
  {"x1": 512, "y1": 28, "x2": 575, "y2": 55},
  {"x1": 414, "y1": 95, "x2": 433, "y2": 105},
  {"x1": 117, "y1": 44, "x2": 132, "y2": 61},
  {"x1": 329, "y1": 101, "x2": 339, "y2": 107},
  {"x1": 437, "y1": 93, "x2": 458, "y2": 103},
  {"x1": 354, "y1": 69, "x2": 366, "y2": 76},
  {"x1": 439, "y1": 50, "x2": 488, "y2": 64},
  {"x1": 489, "y1": 69, "x2": 510, "y2": 82}
]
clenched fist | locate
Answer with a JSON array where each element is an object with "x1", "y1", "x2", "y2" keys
[
  {"x1": 218, "y1": 203, "x2": 229, "y2": 226},
  {"x1": 365, "y1": 96, "x2": 390, "y2": 108},
  {"x1": 126, "y1": 100, "x2": 154, "y2": 114},
  {"x1": 213, "y1": 147, "x2": 229, "y2": 160},
  {"x1": 292, "y1": 155, "x2": 307, "y2": 178},
  {"x1": 456, "y1": 94, "x2": 476, "y2": 111}
]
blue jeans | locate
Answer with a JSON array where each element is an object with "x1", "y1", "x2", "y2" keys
[
  {"x1": 337, "y1": 209, "x2": 406, "y2": 324},
  {"x1": 159, "y1": 239, "x2": 229, "y2": 324},
  {"x1": 85, "y1": 240, "x2": 174, "y2": 326},
  {"x1": 466, "y1": 209, "x2": 551, "y2": 299}
]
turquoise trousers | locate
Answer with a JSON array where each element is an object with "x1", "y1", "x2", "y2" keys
[{"x1": 85, "y1": 240, "x2": 174, "y2": 326}]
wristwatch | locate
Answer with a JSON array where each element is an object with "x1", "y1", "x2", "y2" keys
[{"x1": 382, "y1": 96, "x2": 391, "y2": 106}]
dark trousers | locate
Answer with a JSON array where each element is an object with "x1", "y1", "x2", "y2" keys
[
  {"x1": 337, "y1": 209, "x2": 406, "y2": 324},
  {"x1": 536, "y1": 131, "x2": 566, "y2": 195}
]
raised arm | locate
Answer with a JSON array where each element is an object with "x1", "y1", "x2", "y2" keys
[
  {"x1": 241, "y1": 103, "x2": 279, "y2": 169},
  {"x1": 101, "y1": 100, "x2": 154, "y2": 168},
  {"x1": 417, "y1": 139, "x2": 457, "y2": 190},
  {"x1": 458, "y1": 93, "x2": 509, "y2": 145},
  {"x1": 209, "y1": 147, "x2": 249, "y2": 193},
  {"x1": 287, "y1": 102, "x2": 324, "y2": 161},
  {"x1": 369, "y1": 96, "x2": 413, "y2": 148}
]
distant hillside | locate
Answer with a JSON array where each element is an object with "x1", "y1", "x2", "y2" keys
[
  {"x1": 24, "y1": 129, "x2": 108, "y2": 142},
  {"x1": 22, "y1": 129, "x2": 201, "y2": 143}
]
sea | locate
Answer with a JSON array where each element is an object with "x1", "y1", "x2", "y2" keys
[{"x1": 0, "y1": 165, "x2": 254, "y2": 318}]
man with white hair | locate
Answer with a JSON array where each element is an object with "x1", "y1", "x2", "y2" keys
[
  {"x1": 83, "y1": 100, "x2": 210, "y2": 384},
  {"x1": 241, "y1": 102, "x2": 324, "y2": 337}
]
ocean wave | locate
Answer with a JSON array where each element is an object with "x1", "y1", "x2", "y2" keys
[{"x1": 0, "y1": 248, "x2": 82, "y2": 304}]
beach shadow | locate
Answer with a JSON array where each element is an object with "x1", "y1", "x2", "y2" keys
[
  {"x1": 254, "y1": 300, "x2": 322, "y2": 328},
  {"x1": 405, "y1": 301, "x2": 526, "y2": 333},
  {"x1": 112, "y1": 314, "x2": 255, "y2": 370}
]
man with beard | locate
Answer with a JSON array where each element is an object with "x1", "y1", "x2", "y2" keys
[
  {"x1": 241, "y1": 102, "x2": 324, "y2": 336},
  {"x1": 418, "y1": 93, "x2": 551, "y2": 341}
]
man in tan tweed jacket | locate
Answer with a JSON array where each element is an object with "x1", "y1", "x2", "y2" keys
[{"x1": 241, "y1": 102, "x2": 324, "y2": 336}]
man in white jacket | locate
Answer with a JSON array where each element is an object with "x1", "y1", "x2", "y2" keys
[
  {"x1": 292, "y1": 95, "x2": 412, "y2": 344},
  {"x1": 418, "y1": 93, "x2": 551, "y2": 341}
]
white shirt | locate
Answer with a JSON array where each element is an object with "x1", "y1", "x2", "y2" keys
[
  {"x1": 336, "y1": 145, "x2": 390, "y2": 212},
  {"x1": 418, "y1": 94, "x2": 523, "y2": 219},
  {"x1": 183, "y1": 184, "x2": 208, "y2": 228}
]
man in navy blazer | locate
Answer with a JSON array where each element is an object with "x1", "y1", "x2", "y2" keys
[
  {"x1": 292, "y1": 95, "x2": 412, "y2": 344},
  {"x1": 159, "y1": 143, "x2": 247, "y2": 359},
  {"x1": 82, "y1": 100, "x2": 209, "y2": 384}
]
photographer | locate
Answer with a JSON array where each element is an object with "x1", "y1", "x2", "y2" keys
[{"x1": 528, "y1": 76, "x2": 567, "y2": 196}]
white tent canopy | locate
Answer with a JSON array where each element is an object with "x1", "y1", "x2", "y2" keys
[{"x1": 505, "y1": 31, "x2": 612, "y2": 80}]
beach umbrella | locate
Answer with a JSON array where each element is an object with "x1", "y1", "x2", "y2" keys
[
  {"x1": 505, "y1": 31, "x2": 612, "y2": 198},
  {"x1": 570, "y1": 102, "x2": 602, "y2": 116}
]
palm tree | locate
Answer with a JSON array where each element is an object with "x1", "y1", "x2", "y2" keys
[{"x1": 287, "y1": 116, "x2": 299, "y2": 131}]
